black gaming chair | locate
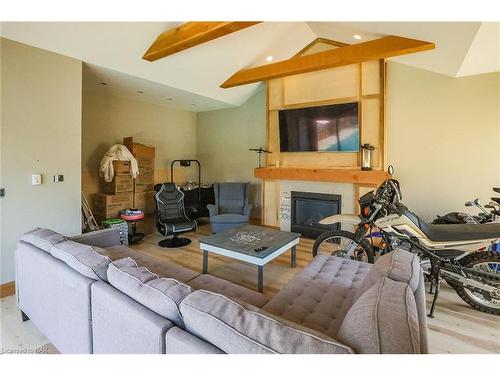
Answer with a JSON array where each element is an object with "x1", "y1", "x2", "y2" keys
[{"x1": 154, "y1": 183, "x2": 197, "y2": 248}]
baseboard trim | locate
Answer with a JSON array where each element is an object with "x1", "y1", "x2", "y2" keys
[{"x1": 1, "y1": 281, "x2": 15, "y2": 298}]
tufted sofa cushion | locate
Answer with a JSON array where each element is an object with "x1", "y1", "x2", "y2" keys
[
  {"x1": 180, "y1": 290, "x2": 353, "y2": 354},
  {"x1": 262, "y1": 255, "x2": 372, "y2": 338},
  {"x1": 188, "y1": 274, "x2": 268, "y2": 308},
  {"x1": 353, "y1": 249, "x2": 421, "y2": 302},
  {"x1": 21, "y1": 228, "x2": 67, "y2": 253},
  {"x1": 107, "y1": 257, "x2": 193, "y2": 327}
]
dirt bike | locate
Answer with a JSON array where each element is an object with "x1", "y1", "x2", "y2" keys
[
  {"x1": 312, "y1": 166, "x2": 500, "y2": 317},
  {"x1": 432, "y1": 188, "x2": 500, "y2": 224}
]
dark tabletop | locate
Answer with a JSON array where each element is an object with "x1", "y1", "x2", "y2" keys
[{"x1": 199, "y1": 224, "x2": 301, "y2": 259}]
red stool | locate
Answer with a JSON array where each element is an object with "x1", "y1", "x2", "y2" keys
[{"x1": 120, "y1": 211, "x2": 145, "y2": 244}]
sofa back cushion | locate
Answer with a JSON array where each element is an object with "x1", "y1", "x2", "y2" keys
[
  {"x1": 98, "y1": 245, "x2": 200, "y2": 282},
  {"x1": 107, "y1": 258, "x2": 192, "y2": 327},
  {"x1": 188, "y1": 274, "x2": 268, "y2": 308},
  {"x1": 354, "y1": 249, "x2": 421, "y2": 302},
  {"x1": 338, "y1": 277, "x2": 421, "y2": 354},
  {"x1": 180, "y1": 290, "x2": 353, "y2": 354},
  {"x1": 21, "y1": 228, "x2": 67, "y2": 253},
  {"x1": 50, "y1": 240, "x2": 111, "y2": 281}
]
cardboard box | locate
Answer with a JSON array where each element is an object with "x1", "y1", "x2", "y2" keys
[
  {"x1": 102, "y1": 174, "x2": 133, "y2": 194},
  {"x1": 133, "y1": 191, "x2": 156, "y2": 214},
  {"x1": 134, "y1": 173, "x2": 154, "y2": 193},
  {"x1": 113, "y1": 160, "x2": 132, "y2": 175},
  {"x1": 93, "y1": 193, "x2": 133, "y2": 219},
  {"x1": 124, "y1": 137, "x2": 155, "y2": 160},
  {"x1": 137, "y1": 158, "x2": 154, "y2": 175}
]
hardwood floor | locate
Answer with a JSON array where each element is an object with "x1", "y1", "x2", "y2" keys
[
  {"x1": 133, "y1": 223, "x2": 500, "y2": 354},
  {"x1": 133, "y1": 224, "x2": 309, "y2": 297},
  {"x1": 1, "y1": 223, "x2": 498, "y2": 354}
]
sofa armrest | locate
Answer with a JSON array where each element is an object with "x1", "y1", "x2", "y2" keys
[
  {"x1": 166, "y1": 327, "x2": 224, "y2": 354},
  {"x1": 91, "y1": 281, "x2": 174, "y2": 353},
  {"x1": 70, "y1": 228, "x2": 124, "y2": 248},
  {"x1": 207, "y1": 204, "x2": 218, "y2": 217}
]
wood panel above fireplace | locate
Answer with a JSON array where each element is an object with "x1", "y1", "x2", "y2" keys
[{"x1": 254, "y1": 167, "x2": 388, "y2": 185}]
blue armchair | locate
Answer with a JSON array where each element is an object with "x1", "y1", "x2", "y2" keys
[{"x1": 207, "y1": 182, "x2": 251, "y2": 233}]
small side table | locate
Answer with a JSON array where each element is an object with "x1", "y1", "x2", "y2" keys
[{"x1": 120, "y1": 212, "x2": 145, "y2": 244}]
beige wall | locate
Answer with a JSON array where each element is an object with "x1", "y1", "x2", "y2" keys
[
  {"x1": 82, "y1": 91, "x2": 197, "y2": 197},
  {"x1": 196, "y1": 89, "x2": 266, "y2": 218},
  {"x1": 386, "y1": 62, "x2": 500, "y2": 221},
  {"x1": 1, "y1": 38, "x2": 82, "y2": 283}
]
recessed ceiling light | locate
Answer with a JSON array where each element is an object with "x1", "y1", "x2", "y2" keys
[
  {"x1": 137, "y1": 90, "x2": 144, "y2": 94},
  {"x1": 166, "y1": 98, "x2": 174, "y2": 101},
  {"x1": 100, "y1": 82, "x2": 107, "y2": 86},
  {"x1": 266, "y1": 55, "x2": 273, "y2": 62},
  {"x1": 353, "y1": 34, "x2": 362, "y2": 40}
]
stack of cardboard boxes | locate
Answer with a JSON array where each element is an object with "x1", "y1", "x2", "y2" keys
[
  {"x1": 94, "y1": 160, "x2": 134, "y2": 222},
  {"x1": 93, "y1": 137, "x2": 156, "y2": 234}
]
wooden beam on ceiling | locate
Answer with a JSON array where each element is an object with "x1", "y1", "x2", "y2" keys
[
  {"x1": 221, "y1": 35, "x2": 435, "y2": 88},
  {"x1": 292, "y1": 37, "x2": 349, "y2": 58},
  {"x1": 143, "y1": 21, "x2": 261, "y2": 62}
]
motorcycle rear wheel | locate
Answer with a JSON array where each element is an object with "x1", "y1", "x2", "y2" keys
[
  {"x1": 312, "y1": 230, "x2": 375, "y2": 263},
  {"x1": 448, "y1": 251, "x2": 500, "y2": 315}
]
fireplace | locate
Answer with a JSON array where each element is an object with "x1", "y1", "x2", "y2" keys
[{"x1": 290, "y1": 191, "x2": 341, "y2": 238}]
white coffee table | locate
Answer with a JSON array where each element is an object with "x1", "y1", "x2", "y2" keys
[{"x1": 199, "y1": 225, "x2": 300, "y2": 292}]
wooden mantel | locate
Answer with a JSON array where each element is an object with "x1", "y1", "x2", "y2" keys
[{"x1": 254, "y1": 167, "x2": 388, "y2": 185}]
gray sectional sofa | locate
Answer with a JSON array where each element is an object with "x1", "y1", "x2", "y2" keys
[{"x1": 16, "y1": 227, "x2": 428, "y2": 354}]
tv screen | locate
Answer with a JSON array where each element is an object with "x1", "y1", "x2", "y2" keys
[{"x1": 279, "y1": 102, "x2": 359, "y2": 152}]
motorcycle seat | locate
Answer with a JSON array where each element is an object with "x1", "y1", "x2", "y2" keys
[
  {"x1": 491, "y1": 197, "x2": 500, "y2": 204},
  {"x1": 418, "y1": 222, "x2": 500, "y2": 242}
]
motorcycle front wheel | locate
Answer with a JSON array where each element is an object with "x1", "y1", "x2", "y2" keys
[
  {"x1": 312, "y1": 230, "x2": 375, "y2": 263},
  {"x1": 448, "y1": 251, "x2": 500, "y2": 315}
]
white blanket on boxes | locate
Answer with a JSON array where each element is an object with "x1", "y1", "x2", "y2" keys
[{"x1": 99, "y1": 144, "x2": 139, "y2": 182}]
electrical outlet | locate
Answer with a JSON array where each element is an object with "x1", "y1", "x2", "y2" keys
[{"x1": 53, "y1": 175, "x2": 64, "y2": 183}]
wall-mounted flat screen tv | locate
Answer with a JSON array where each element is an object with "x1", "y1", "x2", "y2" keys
[{"x1": 279, "y1": 102, "x2": 359, "y2": 152}]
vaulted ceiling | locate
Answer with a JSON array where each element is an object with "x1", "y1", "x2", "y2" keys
[{"x1": 1, "y1": 22, "x2": 498, "y2": 111}]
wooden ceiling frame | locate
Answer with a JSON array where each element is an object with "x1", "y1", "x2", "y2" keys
[
  {"x1": 143, "y1": 21, "x2": 261, "y2": 62},
  {"x1": 221, "y1": 35, "x2": 435, "y2": 88},
  {"x1": 291, "y1": 37, "x2": 349, "y2": 58}
]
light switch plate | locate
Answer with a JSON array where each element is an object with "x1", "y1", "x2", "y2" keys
[{"x1": 32, "y1": 173, "x2": 42, "y2": 185}]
